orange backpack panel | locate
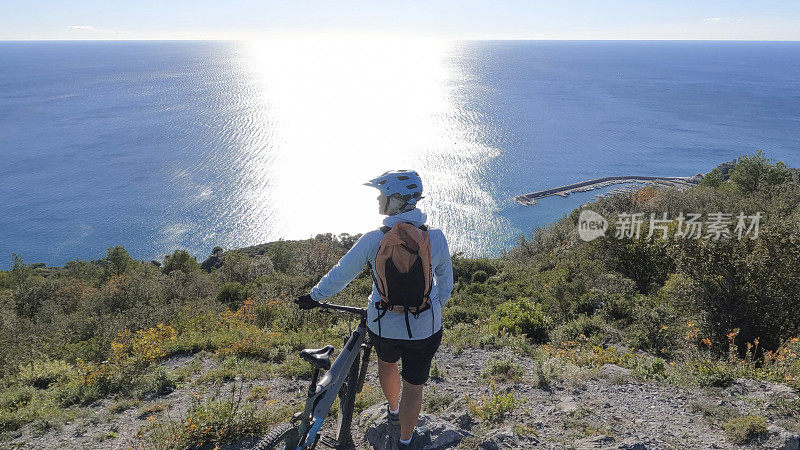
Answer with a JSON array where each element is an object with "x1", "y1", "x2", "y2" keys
[{"x1": 374, "y1": 222, "x2": 432, "y2": 315}]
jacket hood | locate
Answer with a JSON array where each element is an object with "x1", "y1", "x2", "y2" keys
[{"x1": 382, "y1": 209, "x2": 427, "y2": 228}]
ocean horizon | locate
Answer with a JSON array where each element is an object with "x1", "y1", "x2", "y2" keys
[{"x1": 2, "y1": 40, "x2": 800, "y2": 268}]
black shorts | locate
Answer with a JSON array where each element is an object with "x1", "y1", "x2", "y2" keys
[{"x1": 368, "y1": 329, "x2": 442, "y2": 385}]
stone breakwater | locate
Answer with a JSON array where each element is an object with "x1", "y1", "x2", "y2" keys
[{"x1": 514, "y1": 175, "x2": 702, "y2": 206}]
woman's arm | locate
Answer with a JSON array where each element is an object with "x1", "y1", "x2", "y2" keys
[
  {"x1": 431, "y1": 231, "x2": 454, "y2": 306},
  {"x1": 309, "y1": 232, "x2": 380, "y2": 301}
]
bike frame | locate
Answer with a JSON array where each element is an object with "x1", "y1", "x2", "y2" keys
[{"x1": 293, "y1": 303, "x2": 372, "y2": 450}]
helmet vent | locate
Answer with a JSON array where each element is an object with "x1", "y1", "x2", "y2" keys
[
  {"x1": 406, "y1": 184, "x2": 417, "y2": 189},
  {"x1": 377, "y1": 180, "x2": 387, "y2": 185},
  {"x1": 397, "y1": 176, "x2": 410, "y2": 180}
]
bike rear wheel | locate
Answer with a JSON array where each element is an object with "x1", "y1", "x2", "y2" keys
[{"x1": 253, "y1": 422, "x2": 300, "y2": 450}]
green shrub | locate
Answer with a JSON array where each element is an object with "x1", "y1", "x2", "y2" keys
[
  {"x1": 0, "y1": 272, "x2": 10, "y2": 290},
  {"x1": 424, "y1": 386, "x2": 456, "y2": 413},
  {"x1": 552, "y1": 315, "x2": 609, "y2": 345},
  {"x1": 0, "y1": 385, "x2": 35, "y2": 412},
  {"x1": 572, "y1": 291, "x2": 604, "y2": 316},
  {"x1": 723, "y1": 415, "x2": 767, "y2": 444},
  {"x1": 220, "y1": 252, "x2": 254, "y2": 284},
  {"x1": 452, "y1": 254, "x2": 497, "y2": 283},
  {"x1": 143, "y1": 389, "x2": 281, "y2": 449},
  {"x1": 467, "y1": 391, "x2": 516, "y2": 423},
  {"x1": 600, "y1": 294, "x2": 637, "y2": 322},
  {"x1": 677, "y1": 224, "x2": 800, "y2": 356},
  {"x1": 13, "y1": 276, "x2": 56, "y2": 320},
  {"x1": 138, "y1": 366, "x2": 177, "y2": 398},
  {"x1": 629, "y1": 357, "x2": 667, "y2": 380},
  {"x1": 250, "y1": 254, "x2": 275, "y2": 279},
  {"x1": 442, "y1": 323, "x2": 484, "y2": 352},
  {"x1": 109, "y1": 398, "x2": 140, "y2": 414},
  {"x1": 162, "y1": 250, "x2": 199, "y2": 275},
  {"x1": 695, "y1": 362, "x2": 735, "y2": 388},
  {"x1": 728, "y1": 150, "x2": 793, "y2": 193},
  {"x1": 264, "y1": 240, "x2": 296, "y2": 273},
  {"x1": 699, "y1": 168, "x2": 725, "y2": 188},
  {"x1": 216, "y1": 282, "x2": 249, "y2": 309},
  {"x1": 626, "y1": 300, "x2": 679, "y2": 356},
  {"x1": 482, "y1": 357, "x2": 524, "y2": 382},
  {"x1": 442, "y1": 305, "x2": 483, "y2": 327},
  {"x1": 594, "y1": 235, "x2": 674, "y2": 294},
  {"x1": 471, "y1": 270, "x2": 489, "y2": 283},
  {"x1": 17, "y1": 360, "x2": 75, "y2": 390},
  {"x1": 490, "y1": 298, "x2": 552, "y2": 343}
]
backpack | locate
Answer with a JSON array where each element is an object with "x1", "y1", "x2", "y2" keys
[{"x1": 372, "y1": 222, "x2": 433, "y2": 338}]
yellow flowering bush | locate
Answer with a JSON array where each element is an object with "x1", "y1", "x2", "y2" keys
[{"x1": 111, "y1": 323, "x2": 177, "y2": 366}]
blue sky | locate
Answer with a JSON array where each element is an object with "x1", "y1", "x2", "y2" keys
[{"x1": 3, "y1": 0, "x2": 800, "y2": 40}]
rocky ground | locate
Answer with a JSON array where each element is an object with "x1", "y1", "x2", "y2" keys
[{"x1": 3, "y1": 346, "x2": 799, "y2": 449}]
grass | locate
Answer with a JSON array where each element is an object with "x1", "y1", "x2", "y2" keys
[
  {"x1": 246, "y1": 385, "x2": 270, "y2": 404},
  {"x1": 482, "y1": 357, "x2": 525, "y2": 383},
  {"x1": 198, "y1": 356, "x2": 271, "y2": 383},
  {"x1": 513, "y1": 423, "x2": 539, "y2": 438},
  {"x1": 429, "y1": 360, "x2": 443, "y2": 380},
  {"x1": 141, "y1": 381, "x2": 298, "y2": 449},
  {"x1": 562, "y1": 407, "x2": 611, "y2": 439},
  {"x1": 424, "y1": 386, "x2": 456, "y2": 413},
  {"x1": 108, "y1": 398, "x2": 140, "y2": 414},
  {"x1": 689, "y1": 399, "x2": 738, "y2": 423},
  {"x1": 466, "y1": 390, "x2": 517, "y2": 424},
  {"x1": 354, "y1": 384, "x2": 385, "y2": 415},
  {"x1": 137, "y1": 401, "x2": 170, "y2": 419},
  {"x1": 723, "y1": 415, "x2": 767, "y2": 444}
]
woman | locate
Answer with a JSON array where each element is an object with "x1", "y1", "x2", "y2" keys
[{"x1": 295, "y1": 169, "x2": 453, "y2": 449}]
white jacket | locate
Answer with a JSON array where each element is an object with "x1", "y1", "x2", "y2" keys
[{"x1": 310, "y1": 209, "x2": 454, "y2": 340}]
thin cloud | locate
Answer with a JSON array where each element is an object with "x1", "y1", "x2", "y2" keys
[
  {"x1": 705, "y1": 17, "x2": 744, "y2": 23},
  {"x1": 67, "y1": 25, "x2": 96, "y2": 31}
]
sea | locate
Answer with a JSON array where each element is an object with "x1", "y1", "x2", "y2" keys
[{"x1": 1, "y1": 40, "x2": 799, "y2": 268}]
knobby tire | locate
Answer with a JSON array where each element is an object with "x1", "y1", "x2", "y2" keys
[{"x1": 253, "y1": 422, "x2": 300, "y2": 450}]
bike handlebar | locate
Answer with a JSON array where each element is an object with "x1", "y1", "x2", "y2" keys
[{"x1": 318, "y1": 302, "x2": 368, "y2": 319}]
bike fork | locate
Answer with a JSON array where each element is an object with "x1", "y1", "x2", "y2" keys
[{"x1": 334, "y1": 345, "x2": 361, "y2": 448}]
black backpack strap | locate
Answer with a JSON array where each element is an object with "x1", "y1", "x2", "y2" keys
[
  {"x1": 379, "y1": 226, "x2": 391, "y2": 233},
  {"x1": 371, "y1": 270, "x2": 387, "y2": 301},
  {"x1": 404, "y1": 306, "x2": 413, "y2": 338}
]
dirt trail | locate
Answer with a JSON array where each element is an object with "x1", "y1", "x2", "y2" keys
[{"x1": 4, "y1": 347, "x2": 799, "y2": 449}]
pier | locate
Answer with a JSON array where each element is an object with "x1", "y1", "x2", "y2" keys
[{"x1": 514, "y1": 175, "x2": 701, "y2": 206}]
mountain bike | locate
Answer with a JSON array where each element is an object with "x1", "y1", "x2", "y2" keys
[{"x1": 254, "y1": 302, "x2": 373, "y2": 450}]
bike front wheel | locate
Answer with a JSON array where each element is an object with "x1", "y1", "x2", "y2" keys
[{"x1": 253, "y1": 422, "x2": 301, "y2": 450}]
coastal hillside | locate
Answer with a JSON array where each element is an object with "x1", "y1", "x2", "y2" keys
[{"x1": 1, "y1": 151, "x2": 800, "y2": 449}]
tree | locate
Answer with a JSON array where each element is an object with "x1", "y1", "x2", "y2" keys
[
  {"x1": 676, "y1": 224, "x2": 800, "y2": 356},
  {"x1": 699, "y1": 168, "x2": 724, "y2": 188},
  {"x1": 220, "y1": 252, "x2": 253, "y2": 284},
  {"x1": 102, "y1": 246, "x2": 133, "y2": 277},
  {"x1": 162, "y1": 250, "x2": 199, "y2": 275},
  {"x1": 266, "y1": 240, "x2": 294, "y2": 273},
  {"x1": 9, "y1": 254, "x2": 31, "y2": 289},
  {"x1": 729, "y1": 150, "x2": 793, "y2": 193}
]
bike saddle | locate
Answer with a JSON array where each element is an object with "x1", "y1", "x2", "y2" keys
[{"x1": 299, "y1": 345, "x2": 334, "y2": 370}]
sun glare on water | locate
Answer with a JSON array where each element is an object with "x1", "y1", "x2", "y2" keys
[{"x1": 225, "y1": 37, "x2": 505, "y2": 254}]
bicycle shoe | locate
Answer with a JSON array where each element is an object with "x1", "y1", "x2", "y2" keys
[
  {"x1": 397, "y1": 426, "x2": 429, "y2": 449},
  {"x1": 387, "y1": 404, "x2": 400, "y2": 427}
]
